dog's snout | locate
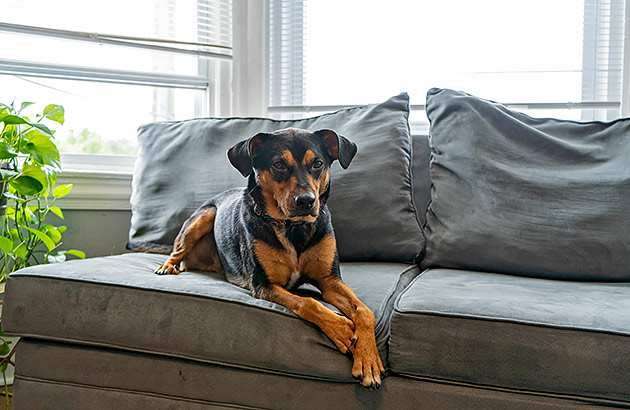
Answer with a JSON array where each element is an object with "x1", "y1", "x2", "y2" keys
[{"x1": 294, "y1": 192, "x2": 316, "y2": 211}]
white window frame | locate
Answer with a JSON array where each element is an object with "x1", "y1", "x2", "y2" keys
[{"x1": 0, "y1": 8, "x2": 234, "y2": 210}]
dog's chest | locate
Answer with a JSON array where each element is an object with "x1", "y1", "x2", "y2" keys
[
  {"x1": 272, "y1": 230, "x2": 304, "y2": 288},
  {"x1": 254, "y1": 226, "x2": 320, "y2": 289}
]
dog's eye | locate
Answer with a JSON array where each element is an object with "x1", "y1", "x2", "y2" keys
[
  {"x1": 272, "y1": 161, "x2": 286, "y2": 170},
  {"x1": 312, "y1": 160, "x2": 324, "y2": 169}
]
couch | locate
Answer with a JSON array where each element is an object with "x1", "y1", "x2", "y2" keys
[{"x1": 3, "y1": 89, "x2": 630, "y2": 409}]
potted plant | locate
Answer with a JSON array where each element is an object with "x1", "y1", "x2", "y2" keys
[{"x1": 0, "y1": 101, "x2": 85, "y2": 407}]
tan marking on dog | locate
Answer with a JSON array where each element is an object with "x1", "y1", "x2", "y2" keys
[
  {"x1": 257, "y1": 170, "x2": 297, "y2": 220},
  {"x1": 254, "y1": 239, "x2": 298, "y2": 287},
  {"x1": 317, "y1": 276, "x2": 384, "y2": 387},
  {"x1": 257, "y1": 284, "x2": 355, "y2": 354},
  {"x1": 157, "y1": 207, "x2": 220, "y2": 275},
  {"x1": 281, "y1": 150, "x2": 297, "y2": 167},
  {"x1": 302, "y1": 149, "x2": 316, "y2": 165},
  {"x1": 258, "y1": 170, "x2": 318, "y2": 223},
  {"x1": 300, "y1": 234, "x2": 336, "y2": 279},
  {"x1": 318, "y1": 170, "x2": 330, "y2": 195}
]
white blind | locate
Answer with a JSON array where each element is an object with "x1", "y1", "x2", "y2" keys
[
  {"x1": 0, "y1": 0, "x2": 232, "y2": 52},
  {"x1": 581, "y1": 0, "x2": 625, "y2": 120},
  {"x1": 268, "y1": 0, "x2": 626, "y2": 122},
  {"x1": 268, "y1": 0, "x2": 305, "y2": 107}
]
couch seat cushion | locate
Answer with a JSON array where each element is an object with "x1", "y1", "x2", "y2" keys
[
  {"x1": 389, "y1": 269, "x2": 630, "y2": 403},
  {"x1": 2, "y1": 253, "x2": 418, "y2": 381}
]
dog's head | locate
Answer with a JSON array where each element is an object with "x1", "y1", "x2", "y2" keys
[{"x1": 227, "y1": 128, "x2": 357, "y2": 223}]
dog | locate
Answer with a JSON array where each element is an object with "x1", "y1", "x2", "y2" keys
[{"x1": 155, "y1": 127, "x2": 384, "y2": 388}]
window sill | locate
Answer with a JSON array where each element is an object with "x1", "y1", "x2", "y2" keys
[{"x1": 57, "y1": 154, "x2": 135, "y2": 211}]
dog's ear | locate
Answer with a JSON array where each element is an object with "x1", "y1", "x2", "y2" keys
[
  {"x1": 314, "y1": 129, "x2": 357, "y2": 169},
  {"x1": 227, "y1": 132, "x2": 271, "y2": 177}
]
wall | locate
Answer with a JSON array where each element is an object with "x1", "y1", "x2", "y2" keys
[{"x1": 60, "y1": 209, "x2": 131, "y2": 258}]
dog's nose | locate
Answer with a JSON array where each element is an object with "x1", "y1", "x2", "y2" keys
[{"x1": 294, "y1": 193, "x2": 316, "y2": 211}]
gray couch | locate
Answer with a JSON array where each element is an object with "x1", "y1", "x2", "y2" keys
[{"x1": 3, "y1": 89, "x2": 630, "y2": 409}]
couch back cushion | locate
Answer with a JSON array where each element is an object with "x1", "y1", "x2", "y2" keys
[
  {"x1": 422, "y1": 88, "x2": 630, "y2": 280},
  {"x1": 411, "y1": 133, "x2": 432, "y2": 226},
  {"x1": 129, "y1": 93, "x2": 423, "y2": 263}
]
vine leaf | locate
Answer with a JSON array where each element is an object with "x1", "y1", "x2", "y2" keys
[{"x1": 25, "y1": 227, "x2": 56, "y2": 251}]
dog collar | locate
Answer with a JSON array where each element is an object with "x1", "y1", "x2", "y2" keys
[{"x1": 251, "y1": 199, "x2": 311, "y2": 228}]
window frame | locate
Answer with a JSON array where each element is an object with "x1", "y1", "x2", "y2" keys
[{"x1": 0, "y1": 3, "x2": 235, "y2": 210}]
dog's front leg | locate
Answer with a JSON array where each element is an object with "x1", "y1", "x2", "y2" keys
[
  {"x1": 256, "y1": 284, "x2": 355, "y2": 355},
  {"x1": 317, "y1": 277, "x2": 385, "y2": 389},
  {"x1": 156, "y1": 205, "x2": 217, "y2": 275}
]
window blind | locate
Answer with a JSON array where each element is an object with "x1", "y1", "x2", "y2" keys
[
  {"x1": 268, "y1": 0, "x2": 626, "y2": 123},
  {"x1": 581, "y1": 0, "x2": 625, "y2": 120},
  {"x1": 268, "y1": 0, "x2": 305, "y2": 107}
]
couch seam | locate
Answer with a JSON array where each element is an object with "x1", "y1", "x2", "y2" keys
[
  {"x1": 390, "y1": 372, "x2": 630, "y2": 408},
  {"x1": 388, "y1": 309, "x2": 630, "y2": 338},
  {"x1": 12, "y1": 333, "x2": 355, "y2": 384},
  {"x1": 6, "y1": 272, "x2": 303, "y2": 319},
  {"x1": 391, "y1": 268, "x2": 430, "y2": 314},
  {"x1": 14, "y1": 374, "x2": 270, "y2": 410}
]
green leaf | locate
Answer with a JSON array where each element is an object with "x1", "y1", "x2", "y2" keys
[
  {"x1": 1, "y1": 115, "x2": 27, "y2": 125},
  {"x1": 0, "y1": 169, "x2": 19, "y2": 180},
  {"x1": 19, "y1": 163, "x2": 49, "y2": 194},
  {"x1": 23, "y1": 206, "x2": 34, "y2": 222},
  {"x1": 25, "y1": 227, "x2": 56, "y2": 251},
  {"x1": 49, "y1": 206, "x2": 64, "y2": 219},
  {"x1": 8, "y1": 229, "x2": 19, "y2": 242},
  {"x1": 0, "y1": 141, "x2": 17, "y2": 160},
  {"x1": 52, "y1": 184, "x2": 72, "y2": 199},
  {"x1": 0, "y1": 237, "x2": 12, "y2": 254},
  {"x1": 57, "y1": 225, "x2": 67, "y2": 234},
  {"x1": 0, "y1": 362, "x2": 7, "y2": 373},
  {"x1": 29, "y1": 122, "x2": 54, "y2": 137},
  {"x1": 23, "y1": 131, "x2": 61, "y2": 168},
  {"x1": 43, "y1": 104, "x2": 65, "y2": 125},
  {"x1": 19, "y1": 102, "x2": 35, "y2": 113},
  {"x1": 10, "y1": 175, "x2": 43, "y2": 196},
  {"x1": 0, "y1": 342, "x2": 9, "y2": 356},
  {"x1": 41, "y1": 165, "x2": 58, "y2": 192},
  {"x1": 42, "y1": 224, "x2": 62, "y2": 244},
  {"x1": 62, "y1": 249, "x2": 85, "y2": 259},
  {"x1": 14, "y1": 243, "x2": 26, "y2": 259}
]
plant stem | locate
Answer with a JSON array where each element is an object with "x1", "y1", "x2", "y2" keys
[{"x1": 2, "y1": 369, "x2": 7, "y2": 410}]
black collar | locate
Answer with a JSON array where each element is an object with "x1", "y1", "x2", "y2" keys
[{"x1": 251, "y1": 198, "x2": 312, "y2": 228}]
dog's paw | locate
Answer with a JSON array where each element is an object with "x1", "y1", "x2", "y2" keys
[
  {"x1": 351, "y1": 335, "x2": 385, "y2": 389},
  {"x1": 324, "y1": 313, "x2": 356, "y2": 355},
  {"x1": 155, "y1": 262, "x2": 181, "y2": 275}
]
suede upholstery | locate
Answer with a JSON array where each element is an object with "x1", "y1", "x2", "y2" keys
[
  {"x1": 2, "y1": 253, "x2": 418, "y2": 380},
  {"x1": 423, "y1": 88, "x2": 630, "y2": 280},
  {"x1": 389, "y1": 269, "x2": 630, "y2": 402}
]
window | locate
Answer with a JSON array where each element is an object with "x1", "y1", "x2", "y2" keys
[
  {"x1": 268, "y1": 0, "x2": 627, "y2": 129},
  {"x1": 0, "y1": 0, "x2": 232, "y2": 157}
]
